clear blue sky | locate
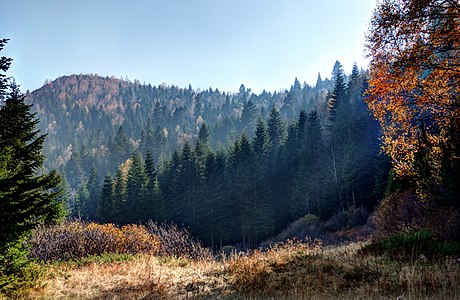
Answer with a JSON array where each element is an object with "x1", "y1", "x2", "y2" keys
[{"x1": 1, "y1": 0, "x2": 376, "y2": 93}]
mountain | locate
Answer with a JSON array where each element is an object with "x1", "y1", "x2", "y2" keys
[
  {"x1": 26, "y1": 74, "x2": 328, "y2": 187},
  {"x1": 24, "y1": 66, "x2": 387, "y2": 247}
]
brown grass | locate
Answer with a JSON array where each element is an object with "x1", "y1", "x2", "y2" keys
[{"x1": 13, "y1": 239, "x2": 460, "y2": 299}]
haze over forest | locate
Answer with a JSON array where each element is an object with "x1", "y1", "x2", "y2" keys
[{"x1": 1, "y1": 0, "x2": 459, "y2": 298}]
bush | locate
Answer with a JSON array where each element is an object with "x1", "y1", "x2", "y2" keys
[
  {"x1": 147, "y1": 221, "x2": 212, "y2": 260},
  {"x1": 372, "y1": 189, "x2": 424, "y2": 240},
  {"x1": 264, "y1": 214, "x2": 324, "y2": 245},
  {"x1": 325, "y1": 211, "x2": 349, "y2": 232},
  {"x1": 361, "y1": 229, "x2": 460, "y2": 260},
  {"x1": 28, "y1": 221, "x2": 160, "y2": 262},
  {"x1": 0, "y1": 238, "x2": 41, "y2": 297},
  {"x1": 373, "y1": 189, "x2": 460, "y2": 241},
  {"x1": 347, "y1": 206, "x2": 369, "y2": 228},
  {"x1": 220, "y1": 245, "x2": 237, "y2": 258}
]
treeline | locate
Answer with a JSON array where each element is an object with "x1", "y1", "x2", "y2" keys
[
  {"x1": 27, "y1": 67, "x2": 340, "y2": 191},
  {"x1": 70, "y1": 62, "x2": 388, "y2": 248}
]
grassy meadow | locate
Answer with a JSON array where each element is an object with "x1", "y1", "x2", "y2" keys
[{"x1": 4, "y1": 221, "x2": 459, "y2": 299}]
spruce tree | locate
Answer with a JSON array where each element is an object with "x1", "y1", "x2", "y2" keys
[
  {"x1": 0, "y1": 85, "x2": 64, "y2": 247},
  {"x1": 97, "y1": 173, "x2": 114, "y2": 223},
  {"x1": 126, "y1": 151, "x2": 148, "y2": 222},
  {"x1": 0, "y1": 51, "x2": 63, "y2": 287}
]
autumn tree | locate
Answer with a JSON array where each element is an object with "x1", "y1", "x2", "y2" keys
[
  {"x1": 366, "y1": 0, "x2": 460, "y2": 238},
  {"x1": 366, "y1": 0, "x2": 459, "y2": 179}
]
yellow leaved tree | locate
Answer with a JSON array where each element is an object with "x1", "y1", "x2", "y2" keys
[{"x1": 366, "y1": 0, "x2": 460, "y2": 238}]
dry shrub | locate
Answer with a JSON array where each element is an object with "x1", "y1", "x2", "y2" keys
[
  {"x1": 373, "y1": 189, "x2": 460, "y2": 241},
  {"x1": 372, "y1": 189, "x2": 424, "y2": 240},
  {"x1": 147, "y1": 221, "x2": 212, "y2": 260},
  {"x1": 426, "y1": 206, "x2": 460, "y2": 241},
  {"x1": 28, "y1": 221, "x2": 160, "y2": 262}
]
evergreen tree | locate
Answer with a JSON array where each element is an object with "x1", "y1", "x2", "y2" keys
[
  {"x1": 252, "y1": 118, "x2": 270, "y2": 161},
  {"x1": 198, "y1": 123, "x2": 210, "y2": 145},
  {"x1": 126, "y1": 151, "x2": 148, "y2": 222},
  {"x1": 240, "y1": 100, "x2": 257, "y2": 132},
  {"x1": 0, "y1": 49, "x2": 63, "y2": 285},
  {"x1": 193, "y1": 93, "x2": 203, "y2": 118},
  {"x1": 144, "y1": 150, "x2": 164, "y2": 221},
  {"x1": 85, "y1": 164, "x2": 100, "y2": 220},
  {"x1": 112, "y1": 169, "x2": 126, "y2": 223},
  {"x1": 327, "y1": 61, "x2": 347, "y2": 126},
  {"x1": 0, "y1": 84, "x2": 64, "y2": 244},
  {"x1": 97, "y1": 173, "x2": 114, "y2": 222},
  {"x1": 110, "y1": 126, "x2": 131, "y2": 165},
  {"x1": 267, "y1": 106, "x2": 285, "y2": 149},
  {"x1": 0, "y1": 39, "x2": 12, "y2": 101}
]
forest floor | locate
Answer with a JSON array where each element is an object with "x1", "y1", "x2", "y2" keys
[{"x1": 12, "y1": 241, "x2": 460, "y2": 299}]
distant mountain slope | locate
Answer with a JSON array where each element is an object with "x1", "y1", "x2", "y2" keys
[{"x1": 26, "y1": 74, "x2": 326, "y2": 187}]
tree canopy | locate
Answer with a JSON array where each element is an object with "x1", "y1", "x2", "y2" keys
[{"x1": 366, "y1": 0, "x2": 460, "y2": 180}]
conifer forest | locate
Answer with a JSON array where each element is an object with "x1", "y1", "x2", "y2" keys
[
  {"x1": 27, "y1": 64, "x2": 384, "y2": 248},
  {"x1": 1, "y1": 0, "x2": 459, "y2": 298}
]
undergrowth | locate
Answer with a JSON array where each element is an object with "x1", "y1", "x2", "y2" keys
[{"x1": 361, "y1": 229, "x2": 460, "y2": 261}]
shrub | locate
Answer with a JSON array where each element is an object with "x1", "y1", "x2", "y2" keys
[
  {"x1": 372, "y1": 189, "x2": 424, "y2": 240},
  {"x1": 373, "y1": 189, "x2": 460, "y2": 241},
  {"x1": 266, "y1": 214, "x2": 324, "y2": 244},
  {"x1": 361, "y1": 229, "x2": 460, "y2": 260},
  {"x1": 0, "y1": 238, "x2": 41, "y2": 297},
  {"x1": 28, "y1": 221, "x2": 160, "y2": 262},
  {"x1": 147, "y1": 221, "x2": 212, "y2": 260},
  {"x1": 324, "y1": 211, "x2": 349, "y2": 232},
  {"x1": 220, "y1": 245, "x2": 237, "y2": 258},
  {"x1": 347, "y1": 206, "x2": 369, "y2": 228}
]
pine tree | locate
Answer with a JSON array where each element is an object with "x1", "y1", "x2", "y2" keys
[
  {"x1": 198, "y1": 123, "x2": 210, "y2": 145},
  {"x1": 97, "y1": 173, "x2": 114, "y2": 222},
  {"x1": 252, "y1": 118, "x2": 270, "y2": 161},
  {"x1": 267, "y1": 106, "x2": 285, "y2": 149},
  {"x1": 126, "y1": 151, "x2": 148, "y2": 223},
  {"x1": 0, "y1": 84, "x2": 64, "y2": 242},
  {"x1": 0, "y1": 39, "x2": 12, "y2": 102},
  {"x1": 240, "y1": 100, "x2": 257, "y2": 132},
  {"x1": 327, "y1": 61, "x2": 347, "y2": 126},
  {"x1": 112, "y1": 169, "x2": 126, "y2": 223},
  {"x1": 110, "y1": 126, "x2": 131, "y2": 165},
  {"x1": 85, "y1": 164, "x2": 100, "y2": 220},
  {"x1": 0, "y1": 67, "x2": 63, "y2": 285}
]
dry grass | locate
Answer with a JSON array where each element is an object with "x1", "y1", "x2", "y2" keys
[
  {"x1": 20, "y1": 255, "x2": 226, "y2": 299},
  {"x1": 13, "y1": 239, "x2": 460, "y2": 299}
]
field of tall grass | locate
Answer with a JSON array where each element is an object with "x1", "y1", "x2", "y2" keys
[{"x1": 4, "y1": 221, "x2": 460, "y2": 299}]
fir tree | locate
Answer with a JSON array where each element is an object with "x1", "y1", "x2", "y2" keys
[
  {"x1": 97, "y1": 174, "x2": 113, "y2": 222},
  {"x1": 0, "y1": 84, "x2": 64, "y2": 246},
  {"x1": 0, "y1": 49, "x2": 63, "y2": 286}
]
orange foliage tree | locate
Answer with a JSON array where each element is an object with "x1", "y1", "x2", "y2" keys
[{"x1": 366, "y1": 0, "x2": 460, "y2": 193}]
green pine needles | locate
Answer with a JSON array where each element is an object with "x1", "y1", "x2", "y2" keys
[{"x1": 0, "y1": 39, "x2": 64, "y2": 295}]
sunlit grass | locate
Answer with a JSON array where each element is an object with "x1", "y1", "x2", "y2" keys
[{"x1": 13, "y1": 239, "x2": 459, "y2": 299}]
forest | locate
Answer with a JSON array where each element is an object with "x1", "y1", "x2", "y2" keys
[
  {"x1": 26, "y1": 62, "x2": 385, "y2": 248},
  {"x1": 1, "y1": 0, "x2": 459, "y2": 298}
]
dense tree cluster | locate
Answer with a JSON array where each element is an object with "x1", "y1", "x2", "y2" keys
[
  {"x1": 27, "y1": 73, "x2": 332, "y2": 191},
  {"x1": 65, "y1": 63, "x2": 384, "y2": 248}
]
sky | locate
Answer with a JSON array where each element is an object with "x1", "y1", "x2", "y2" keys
[{"x1": 1, "y1": 0, "x2": 376, "y2": 94}]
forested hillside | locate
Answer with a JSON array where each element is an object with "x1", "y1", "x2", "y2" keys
[{"x1": 26, "y1": 62, "x2": 387, "y2": 247}]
